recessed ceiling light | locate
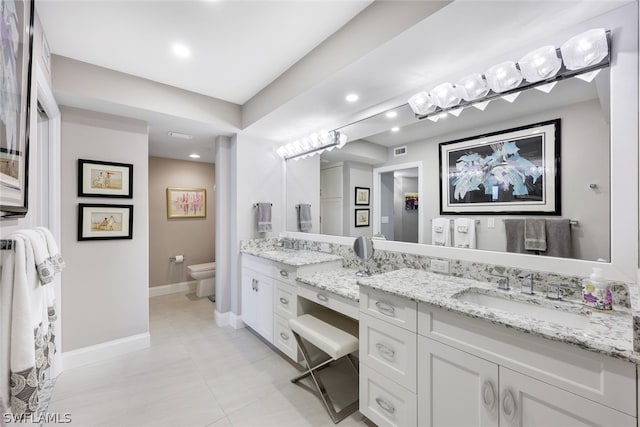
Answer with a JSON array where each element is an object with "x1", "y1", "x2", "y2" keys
[
  {"x1": 189, "y1": 154, "x2": 201, "y2": 159},
  {"x1": 172, "y1": 43, "x2": 191, "y2": 58},
  {"x1": 391, "y1": 126, "x2": 400, "y2": 132},
  {"x1": 168, "y1": 131, "x2": 193, "y2": 140},
  {"x1": 345, "y1": 93, "x2": 359, "y2": 103},
  {"x1": 386, "y1": 111, "x2": 398, "y2": 119}
]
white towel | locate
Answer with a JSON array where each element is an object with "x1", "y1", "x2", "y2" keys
[
  {"x1": 13, "y1": 230, "x2": 55, "y2": 285},
  {"x1": 256, "y1": 203, "x2": 272, "y2": 232},
  {"x1": 431, "y1": 218, "x2": 451, "y2": 246},
  {"x1": 34, "y1": 227, "x2": 65, "y2": 273},
  {"x1": 454, "y1": 218, "x2": 476, "y2": 249}
]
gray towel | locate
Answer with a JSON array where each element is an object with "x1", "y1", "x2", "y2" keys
[
  {"x1": 256, "y1": 203, "x2": 272, "y2": 232},
  {"x1": 297, "y1": 204, "x2": 312, "y2": 232},
  {"x1": 524, "y1": 218, "x2": 547, "y2": 251},
  {"x1": 545, "y1": 219, "x2": 572, "y2": 258},
  {"x1": 504, "y1": 219, "x2": 528, "y2": 253}
]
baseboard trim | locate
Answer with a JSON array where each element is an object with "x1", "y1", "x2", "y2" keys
[
  {"x1": 62, "y1": 332, "x2": 150, "y2": 370},
  {"x1": 214, "y1": 309, "x2": 245, "y2": 329},
  {"x1": 149, "y1": 280, "x2": 197, "y2": 298}
]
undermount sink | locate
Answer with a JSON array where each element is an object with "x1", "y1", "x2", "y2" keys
[{"x1": 455, "y1": 288, "x2": 591, "y2": 329}]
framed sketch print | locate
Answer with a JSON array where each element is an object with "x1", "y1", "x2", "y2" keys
[
  {"x1": 354, "y1": 208, "x2": 370, "y2": 227},
  {"x1": 166, "y1": 187, "x2": 206, "y2": 219},
  {"x1": 440, "y1": 119, "x2": 561, "y2": 215},
  {"x1": 0, "y1": 0, "x2": 35, "y2": 218},
  {"x1": 405, "y1": 193, "x2": 418, "y2": 210},
  {"x1": 78, "y1": 159, "x2": 133, "y2": 198},
  {"x1": 78, "y1": 204, "x2": 133, "y2": 241},
  {"x1": 354, "y1": 186, "x2": 370, "y2": 206}
]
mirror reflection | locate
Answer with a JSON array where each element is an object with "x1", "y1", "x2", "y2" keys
[{"x1": 286, "y1": 71, "x2": 611, "y2": 262}]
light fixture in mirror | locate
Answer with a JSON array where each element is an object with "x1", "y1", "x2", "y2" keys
[
  {"x1": 277, "y1": 130, "x2": 348, "y2": 161},
  {"x1": 408, "y1": 91, "x2": 436, "y2": 116},
  {"x1": 485, "y1": 61, "x2": 523, "y2": 93},
  {"x1": 560, "y1": 28, "x2": 608, "y2": 70},
  {"x1": 456, "y1": 73, "x2": 490, "y2": 101},
  {"x1": 518, "y1": 46, "x2": 562, "y2": 83},
  {"x1": 430, "y1": 82, "x2": 461, "y2": 109}
]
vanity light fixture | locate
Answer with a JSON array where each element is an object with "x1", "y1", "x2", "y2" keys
[
  {"x1": 277, "y1": 131, "x2": 348, "y2": 161},
  {"x1": 407, "y1": 28, "x2": 611, "y2": 120},
  {"x1": 168, "y1": 131, "x2": 194, "y2": 140}
]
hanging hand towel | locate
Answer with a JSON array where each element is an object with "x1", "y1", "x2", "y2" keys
[
  {"x1": 431, "y1": 218, "x2": 451, "y2": 246},
  {"x1": 524, "y1": 218, "x2": 547, "y2": 251},
  {"x1": 454, "y1": 218, "x2": 476, "y2": 249},
  {"x1": 504, "y1": 219, "x2": 527, "y2": 253},
  {"x1": 256, "y1": 203, "x2": 272, "y2": 232},
  {"x1": 297, "y1": 204, "x2": 312, "y2": 232},
  {"x1": 35, "y1": 227, "x2": 65, "y2": 273},
  {"x1": 14, "y1": 230, "x2": 56, "y2": 285},
  {"x1": 545, "y1": 219, "x2": 572, "y2": 258}
]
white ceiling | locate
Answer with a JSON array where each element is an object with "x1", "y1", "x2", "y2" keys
[{"x1": 36, "y1": 1, "x2": 629, "y2": 164}]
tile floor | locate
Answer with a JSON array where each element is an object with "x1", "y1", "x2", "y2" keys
[{"x1": 47, "y1": 292, "x2": 370, "y2": 426}]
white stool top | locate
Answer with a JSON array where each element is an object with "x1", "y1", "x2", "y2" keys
[
  {"x1": 187, "y1": 262, "x2": 216, "y2": 273},
  {"x1": 289, "y1": 311, "x2": 358, "y2": 360}
]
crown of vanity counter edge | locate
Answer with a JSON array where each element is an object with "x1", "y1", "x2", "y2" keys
[{"x1": 240, "y1": 237, "x2": 640, "y2": 364}]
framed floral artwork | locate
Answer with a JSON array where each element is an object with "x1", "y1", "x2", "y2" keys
[
  {"x1": 439, "y1": 119, "x2": 560, "y2": 215},
  {"x1": 166, "y1": 187, "x2": 206, "y2": 219}
]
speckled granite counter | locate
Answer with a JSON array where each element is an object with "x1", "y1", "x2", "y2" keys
[
  {"x1": 241, "y1": 248, "x2": 343, "y2": 267},
  {"x1": 296, "y1": 268, "x2": 361, "y2": 301},
  {"x1": 358, "y1": 268, "x2": 637, "y2": 363}
]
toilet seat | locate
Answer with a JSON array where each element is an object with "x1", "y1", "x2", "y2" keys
[{"x1": 187, "y1": 262, "x2": 216, "y2": 273}]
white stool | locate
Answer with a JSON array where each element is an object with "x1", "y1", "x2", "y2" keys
[{"x1": 289, "y1": 310, "x2": 359, "y2": 424}]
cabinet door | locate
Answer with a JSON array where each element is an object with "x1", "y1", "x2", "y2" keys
[
  {"x1": 499, "y1": 367, "x2": 636, "y2": 427},
  {"x1": 418, "y1": 336, "x2": 499, "y2": 427},
  {"x1": 254, "y1": 274, "x2": 273, "y2": 342},
  {"x1": 241, "y1": 268, "x2": 258, "y2": 330}
]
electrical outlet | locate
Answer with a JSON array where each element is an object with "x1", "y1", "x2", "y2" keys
[{"x1": 431, "y1": 259, "x2": 450, "y2": 274}]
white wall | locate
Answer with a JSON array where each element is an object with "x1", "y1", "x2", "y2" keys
[
  {"x1": 286, "y1": 156, "x2": 320, "y2": 233},
  {"x1": 60, "y1": 107, "x2": 148, "y2": 351},
  {"x1": 394, "y1": 176, "x2": 418, "y2": 243},
  {"x1": 382, "y1": 99, "x2": 610, "y2": 261},
  {"x1": 380, "y1": 172, "x2": 394, "y2": 240}
]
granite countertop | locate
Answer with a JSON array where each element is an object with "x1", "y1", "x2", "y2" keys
[
  {"x1": 358, "y1": 268, "x2": 637, "y2": 363},
  {"x1": 296, "y1": 268, "x2": 361, "y2": 301},
  {"x1": 241, "y1": 247, "x2": 343, "y2": 267}
]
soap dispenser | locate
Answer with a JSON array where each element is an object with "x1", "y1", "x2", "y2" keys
[{"x1": 582, "y1": 267, "x2": 612, "y2": 310}]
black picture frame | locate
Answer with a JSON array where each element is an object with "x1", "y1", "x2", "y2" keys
[
  {"x1": 0, "y1": 0, "x2": 35, "y2": 218},
  {"x1": 78, "y1": 203, "x2": 134, "y2": 241},
  {"x1": 354, "y1": 208, "x2": 370, "y2": 227},
  {"x1": 439, "y1": 119, "x2": 561, "y2": 215},
  {"x1": 78, "y1": 159, "x2": 134, "y2": 198},
  {"x1": 354, "y1": 186, "x2": 370, "y2": 206}
]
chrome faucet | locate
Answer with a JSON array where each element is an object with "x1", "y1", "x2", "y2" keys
[
  {"x1": 519, "y1": 272, "x2": 535, "y2": 295},
  {"x1": 492, "y1": 274, "x2": 510, "y2": 291},
  {"x1": 546, "y1": 283, "x2": 572, "y2": 300}
]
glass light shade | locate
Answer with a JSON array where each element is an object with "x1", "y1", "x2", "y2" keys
[
  {"x1": 408, "y1": 91, "x2": 436, "y2": 115},
  {"x1": 518, "y1": 46, "x2": 562, "y2": 82},
  {"x1": 455, "y1": 73, "x2": 490, "y2": 101},
  {"x1": 560, "y1": 28, "x2": 608, "y2": 70},
  {"x1": 337, "y1": 133, "x2": 348, "y2": 148},
  {"x1": 430, "y1": 82, "x2": 461, "y2": 109},
  {"x1": 484, "y1": 61, "x2": 523, "y2": 93}
]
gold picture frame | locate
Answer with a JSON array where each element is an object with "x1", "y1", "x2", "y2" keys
[{"x1": 166, "y1": 187, "x2": 206, "y2": 219}]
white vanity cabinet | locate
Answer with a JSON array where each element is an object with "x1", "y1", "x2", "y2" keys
[{"x1": 241, "y1": 262, "x2": 274, "y2": 342}]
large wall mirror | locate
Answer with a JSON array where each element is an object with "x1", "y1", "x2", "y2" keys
[{"x1": 286, "y1": 71, "x2": 611, "y2": 262}]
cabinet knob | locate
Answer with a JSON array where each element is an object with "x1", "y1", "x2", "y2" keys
[
  {"x1": 481, "y1": 381, "x2": 496, "y2": 411},
  {"x1": 317, "y1": 293, "x2": 329, "y2": 302},
  {"x1": 280, "y1": 270, "x2": 289, "y2": 278},
  {"x1": 375, "y1": 343, "x2": 396, "y2": 361},
  {"x1": 280, "y1": 332, "x2": 289, "y2": 341},
  {"x1": 375, "y1": 397, "x2": 395, "y2": 414},
  {"x1": 279, "y1": 297, "x2": 289, "y2": 305},
  {"x1": 375, "y1": 301, "x2": 396, "y2": 317},
  {"x1": 501, "y1": 389, "x2": 517, "y2": 422}
]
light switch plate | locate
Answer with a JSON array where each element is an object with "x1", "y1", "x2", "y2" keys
[
  {"x1": 488, "y1": 218, "x2": 496, "y2": 229},
  {"x1": 431, "y1": 259, "x2": 450, "y2": 274},
  {"x1": 381, "y1": 216, "x2": 389, "y2": 224}
]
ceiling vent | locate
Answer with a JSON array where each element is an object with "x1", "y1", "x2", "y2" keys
[{"x1": 394, "y1": 146, "x2": 407, "y2": 157}]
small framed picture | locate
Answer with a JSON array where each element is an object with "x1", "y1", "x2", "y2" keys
[
  {"x1": 78, "y1": 204, "x2": 133, "y2": 241},
  {"x1": 167, "y1": 187, "x2": 206, "y2": 219},
  {"x1": 405, "y1": 193, "x2": 419, "y2": 210},
  {"x1": 355, "y1": 187, "x2": 370, "y2": 206},
  {"x1": 78, "y1": 159, "x2": 133, "y2": 198},
  {"x1": 355, "y1": 208, "x2": 370, "y2": 227}
]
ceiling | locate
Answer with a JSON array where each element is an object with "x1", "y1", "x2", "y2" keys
[{"x1": 36, "y1": 1, "x2": 629, "y2": 164}]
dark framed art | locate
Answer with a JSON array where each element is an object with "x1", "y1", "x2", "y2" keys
[
  {"x1": 0, "y1": 0, "x2": 35, "y2": 218},
  {"x1": 354, "y1": 208, "x2": 370, "y2": 227},
  {"x1": 78, "y1": 159, "x2": 133, "y2": 198},
  {"x1": 354, "y1": 186, "x2": 370, "y2": 206},
  {"x1": 440, "y1": 119, "x2": 561, "y2": 215},
  {"x1": 78, "y1": 203, "x2": 133, "y2": 241}
]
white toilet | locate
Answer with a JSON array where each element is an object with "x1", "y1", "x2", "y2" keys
[{"x1": 187, "y1": 262, "x2": 216, "y2": 298}]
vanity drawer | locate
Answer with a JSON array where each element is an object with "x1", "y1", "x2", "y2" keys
[
  {"x1": 274, "y1": 281, "x2": 297, "y2": 319},
  {"x1": 274, "y1": 263, "x2": 297, "y2": 284},
  {"x1": 360, "y1": 363, "x2": 417, "y2": 427},
  {"x1": 360, "y1": 287, "x2": 417, "y2": 332},
  {"x1": 297, "y1": 282, "x2": 359, "y2": 320},
  {"x1": 360, "y1": 312, "x2": 417, "y2": 392},
  {"x1": 273, "y1": 314, "x2": 299, "y2": 361},
  {"x1": 418, "y1": 303, "x2": 637, "y2": 416}
]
